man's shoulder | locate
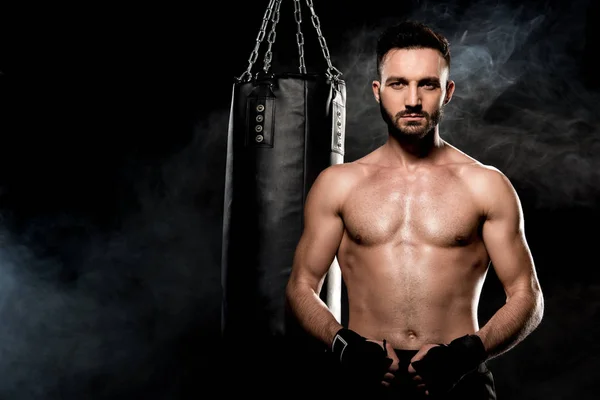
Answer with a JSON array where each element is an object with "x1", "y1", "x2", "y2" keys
[
  {"x1": 453, "y1": 159, "x2": 518, "y2": 208},
  {"x1": 460, "y1": 161, "x2": 509, "y2": 186},
  {"x1": 445, "y1": 144, "x2": 508, "y2": 184},
  {"x1": 309, "y1": 162, "x2": 366, "y2": 198},
  {"x1": 458, "y1": 160, "x2": 504, "y2": 179},
  {"x1": 317, "y1": 161, "x2": 366, "y2": 181}
]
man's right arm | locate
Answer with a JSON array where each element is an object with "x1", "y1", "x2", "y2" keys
[{"x1": 285, "y1": 165, "x2": 347, "y2": 348}]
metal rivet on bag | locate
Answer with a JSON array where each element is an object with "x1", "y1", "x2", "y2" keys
[
  {"x1": 256, "y1": 104, "x2": 265, "y2": 112},
  {"x1": 256, "y1": 115, "x2": 264, "y2": 122},
  {"x1": 255, "y1": 125, "x2": 263, "y2": 132},
  {"x1": 255, "y1": 135, "x2": 264, "y2": 142}
]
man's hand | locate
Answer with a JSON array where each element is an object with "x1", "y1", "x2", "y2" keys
[
  {"x1": 381, "y1": 339, "x2": 400, "y2": 387},
  {"x1": 408, "y1": 343, "x2": 439, "y2": 395},
  {"x1": 408, "y1": 335, "x2": 487, "y2": 396},
  {"x1": 331, "y1": 328, "x2": 394, "y2": 385}
]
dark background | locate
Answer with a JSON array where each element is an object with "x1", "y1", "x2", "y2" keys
[{"x1": 1, "y1": 0, "x2": 599, "y2": 398}]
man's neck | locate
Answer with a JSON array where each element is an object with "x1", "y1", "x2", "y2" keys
[{"x1": 382, "y1": 128, "x2": 446, "y2": 168}]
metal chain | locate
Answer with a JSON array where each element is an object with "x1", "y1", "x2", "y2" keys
[
  {"x1": 236, "y1": 0, "x2": 278, "y2": 82},
  {"x1": 262, "y1": 0, "x2": 282, "y2": 74},
  {"x1": 305, "y1": 0, "x2": 342, "y2": 80},
  {"x1": 293, "y1": 0, "x2": 307, "y2": 74},
  {"x1": 237, "y1": 0, "x2": 342, "y2": 81}
]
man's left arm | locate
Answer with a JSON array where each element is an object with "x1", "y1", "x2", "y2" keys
[
  {"x1": 409, "y1": 168, "x2": 544, "y2": 395},
  {"x1": 475, "y1": 168, "x2": 544, "y2": 358}
]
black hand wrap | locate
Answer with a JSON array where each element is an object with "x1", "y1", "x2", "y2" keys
[
  {"x1": 331, "y1": 328, "x2": 392, "y2": 383},
  {"x1": 411, "y1": 334, "x2": 487, "y2": 395}
]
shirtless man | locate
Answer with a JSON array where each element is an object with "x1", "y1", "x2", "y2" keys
[{"x1": 285, "y1": 20, "x2": 544, "y2": 399}]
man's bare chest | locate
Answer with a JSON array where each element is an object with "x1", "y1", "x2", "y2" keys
[{"x1": 341, "y1": 174, "x2": 482, "y2": 247}]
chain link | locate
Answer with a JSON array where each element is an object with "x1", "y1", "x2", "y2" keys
[
  {"x1": 293, "y1": 0, "x2": 307, "y2": 74},
  {"x1": 237, "y1": 0, "x2": 342, "y2": 82},
  {"x1": 237, "y1": 0, "x2": 277, "y2": 82},
  {"x1": 305, "y1": 0, "x2": 342, "y2": 80},
  {"x1": 262, "y1": 0, "x2": 282, "y2": 74}
]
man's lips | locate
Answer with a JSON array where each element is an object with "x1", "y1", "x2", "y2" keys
[{"x1": 401, "y1": 114, "x2": 425, "y2": 119}]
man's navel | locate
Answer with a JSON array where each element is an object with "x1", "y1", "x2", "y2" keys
[{"x1": 406, "y1": 329, "x2": 418, "y2": 340}]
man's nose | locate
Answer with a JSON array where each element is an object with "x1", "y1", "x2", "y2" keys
[{"x1": 405, "y1": 85, "x2": 421, "y2": 107}]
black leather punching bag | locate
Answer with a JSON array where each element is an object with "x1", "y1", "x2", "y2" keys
[
  {"x1": 220, "y1": 1, "x2": 345, "y2": 394},
  {"x1": 221, "y1": 72, "x2": 345, "y2": 393},
  {"x1": 221, "y1": 71, "x2": 345, "y2": 334}
]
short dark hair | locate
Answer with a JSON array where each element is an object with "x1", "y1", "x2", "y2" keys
[{"x1": 376, "y1": 20, "x2": 451, "y2": 78}]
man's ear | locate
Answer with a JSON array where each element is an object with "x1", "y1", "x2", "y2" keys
[
  {"x1": 372, "y1": 80, "x2": 381, "y2": 103},
  {"x1": 444, "y1": 80, "x2": 455, "y2": 105}
]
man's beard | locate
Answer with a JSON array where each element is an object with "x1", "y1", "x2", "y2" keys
[{"x1": 379, "y1": 101, "x2": 444, "y2": 140}]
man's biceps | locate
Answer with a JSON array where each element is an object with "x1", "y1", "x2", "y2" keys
[
  {"x1": 304, "y1": 252, "x2": 338, "y2": 276},
  {"x1": 484, "y1": 212, "x2": 522, "y2": 235},
  {"x1": 483, "y1": 219, "x2": 527, "y2": 259}
]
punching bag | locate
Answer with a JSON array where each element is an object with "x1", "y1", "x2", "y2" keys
[{"x1": 220, "y1": 0, "x2": 345, "y2": 393}]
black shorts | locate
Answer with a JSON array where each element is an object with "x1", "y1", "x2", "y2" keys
[{"x1": 332, "y1": 349, "x2": 496, "y2": 400}]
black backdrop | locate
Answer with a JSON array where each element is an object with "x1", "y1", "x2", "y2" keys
[{"x1": 1, "y1": 0, "x2": 599, "y2": 398}]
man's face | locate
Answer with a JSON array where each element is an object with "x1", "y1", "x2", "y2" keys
[{"x1": 372, "y1": 48, "x2": 455, "y2": 139}]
